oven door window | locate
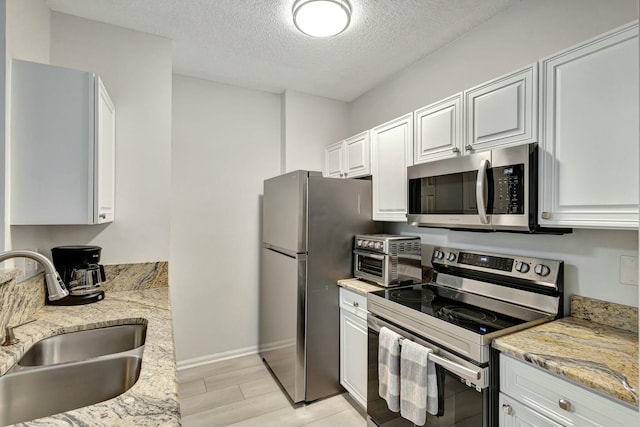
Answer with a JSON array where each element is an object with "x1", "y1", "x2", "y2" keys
[
  {"x1": 408, "y1": 171, "x2": 481, "y2": 215},
  {"x1": 358, "y1": 254, "x2": 384, "y2": 276},
  {"x1": 367, "y1": 329, "x2": 488, "y2": 427}
]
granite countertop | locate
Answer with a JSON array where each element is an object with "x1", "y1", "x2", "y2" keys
[
  {"x1": 0, "y1": 287, "x2": 181, "y2": 426},
  {"x1": 493, "y1": 296, "x2": 639, "y2": 408},
  {"x1": 337, "y1": 277, "x2": 385, "y2": 295}
]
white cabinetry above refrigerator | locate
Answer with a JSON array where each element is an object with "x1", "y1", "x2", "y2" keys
[
  {"x1": 325, "y1": 130, "x2": 371, "y2": 179},
  {"x1": 11, "y1": 60, "x2": 115, "y2": 225}
]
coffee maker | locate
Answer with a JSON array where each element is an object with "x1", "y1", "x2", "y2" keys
[{"x1": 49, "y1": 245, "x2": 106, "y2": 305}]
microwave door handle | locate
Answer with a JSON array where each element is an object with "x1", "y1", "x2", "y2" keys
[{"x1": 476, "y1": 159, "x2": 490, "y2": 224}]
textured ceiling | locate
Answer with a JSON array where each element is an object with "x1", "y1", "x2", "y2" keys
[{"x1": 46, "y1": 0, "x2": 517, "y2": 102}]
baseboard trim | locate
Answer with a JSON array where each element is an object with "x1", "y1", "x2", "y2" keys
[{"x1": 176, "y1": 345, "x2": 260, "y2": 371}]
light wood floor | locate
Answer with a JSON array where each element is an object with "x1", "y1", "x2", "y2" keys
[{"x1": 178, "y1": 354, "x2": 367, "y2": 427}]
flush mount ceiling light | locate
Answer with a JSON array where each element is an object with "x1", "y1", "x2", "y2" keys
[{"x1": 292, "y1": 0, "x2": 352, "y2": 38}]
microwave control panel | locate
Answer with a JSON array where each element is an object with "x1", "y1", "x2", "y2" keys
[{"x1": 490, "y1": 164, "x2": 525, "y2": 215}]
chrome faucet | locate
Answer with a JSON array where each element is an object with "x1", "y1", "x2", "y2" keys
[{"x1": 0, "y1": 250, "x2": 69, "y2": 301}]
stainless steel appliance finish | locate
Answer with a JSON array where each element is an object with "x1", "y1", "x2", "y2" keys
[
  {"x1": 354, "y1": 234, "x2": 421, "y2": 286},
  {"x1": 366, "y1": 246, "x2": 563, "y2": 427},
  {"x1": 260, "y1": 170, "x2": 377, "y2": 403},
  {"x1": 407, "y1": 143, "x2": 571, "y2": 234}
]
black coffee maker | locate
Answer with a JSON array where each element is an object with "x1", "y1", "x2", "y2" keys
[{"x1": 50, "y1": 245, "x2": 106, "y2": 305}]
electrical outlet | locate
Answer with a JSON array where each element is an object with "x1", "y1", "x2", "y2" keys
[{"x1": 620, "y1": 255, "x2": 638, "y2": 286}]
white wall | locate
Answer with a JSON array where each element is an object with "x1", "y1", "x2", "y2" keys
[
  {"x1": 282, "y1": 90, "x2": 349, "y2": 173},
  {"x1": 10, "y1": 12, "x2": 173, "y2": 264},
  {"x1": 171, "y1": 75, "x2": 280, "y2": 363},
  {"x1": 1, "y1": 0, "x2": 50, "y2": 255},
  {"x1": 351, "y1": 0, "x2": 639, "y2": 309}
]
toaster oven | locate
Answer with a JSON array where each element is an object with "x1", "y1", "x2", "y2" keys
[{"x1": 353, "y1": 234, "x2": 422, "y2": 287}]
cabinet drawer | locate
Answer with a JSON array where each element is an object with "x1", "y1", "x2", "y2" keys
[
  {"x1": 339, "y1": 287, "x2": 367, "y2": 319},
  {"x1": 500, "y1": 354, "x2": 638, "y2": 427}
]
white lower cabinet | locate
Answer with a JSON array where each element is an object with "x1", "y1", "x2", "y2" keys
[
  {"x1": 339, "y1": 287, "x2": 367, "y2": 408},
  {"x1": 500, "y1": 393, "x2": 563, "y2": 427},
  {"x1": 500, "y1": 354, "x2": 638, "y2": 427},
  {"x1": 539, "y1": 22, "x2": 639, "y2": 229}
]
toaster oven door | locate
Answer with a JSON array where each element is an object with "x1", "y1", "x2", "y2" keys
[{"x1": 354, "y1": 250, "x2": 388, "y2": 285}]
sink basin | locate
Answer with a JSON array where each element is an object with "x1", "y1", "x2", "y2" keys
[
  {"x1": 17, "y1": 323, "x2": 147, "y2": 367},
  {"x1": 0, "y1": 355, "x2": 142, "y2": 425}
]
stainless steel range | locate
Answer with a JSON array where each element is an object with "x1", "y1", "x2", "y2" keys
[{"x1": 367, "y1": 246, "x2": 564, "y2": 427}]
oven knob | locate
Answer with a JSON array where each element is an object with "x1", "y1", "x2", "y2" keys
[
  {"x1": 368, "y1": 241, "x2": 375, "y2": 248},
  {"x1": 433, "y1": 250, "x2": 444, "y2": 260},
  {"x1": 446, "y1": 252, "x2": 457, "y2": 262},
  {"x1": 356, "y1": 239, "x2": 363, "y2": 247},
  {"x1": 515, "y1": 261, "x2": 530, "y2": 273},
  {"x1": 534, "y1": 264, "x2": 551, "y2": 277},
  {"x1": 374, "y1": 242, "x2": 382, "y2": 250}
]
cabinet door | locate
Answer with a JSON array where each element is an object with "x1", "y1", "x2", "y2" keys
[
  {"x1": 465, "y1": 64, "x2": 537, "y2": 152},
  {"x1": 325, "y1": 141, "x2": 344, "y2": 178},
  {"x1": 501, "y1": 354, "x2": 639, "y2": 427},
  {"x1": 414, "y1": 93, "x2": 462, "y2": 164},
  {"x1": 344, "y1": 130, "x2": 371, "y2": 178},
  {"x1": 499, "y1": 393, "x2": 563, "y2": 427},
  {"x1": 371, "y1": 113, "x2": 413, "y2": 221},
  {"x1": 539, "y1": 23, "x2": 638, "y2": 228},
  {"x1": 340, "y1": 308, "x2": 367, "y2": 408},
  {"x1": 95, "y1": 77, "x2": 116, "y2": 224}
]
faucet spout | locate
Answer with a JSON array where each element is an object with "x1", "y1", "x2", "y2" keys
[{"x1": 0, "y1": 250, "x2": 69, "y2": 301}]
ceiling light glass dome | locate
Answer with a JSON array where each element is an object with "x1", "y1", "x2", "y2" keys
[{"x1": 292, "y1": 0, "x2": 352, "y2": 38}]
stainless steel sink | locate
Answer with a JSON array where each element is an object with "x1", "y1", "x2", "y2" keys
[
  {"x1": 0, "y1": 355, "x2": 142, "y2": 425},
  {"x1": 16, "y1": 324, "x2": 147, "y2": 367}
]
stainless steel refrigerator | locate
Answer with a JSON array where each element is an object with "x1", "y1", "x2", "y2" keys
[{"x1": 259, "y1": 170, "x2": 376, "y2": 403}]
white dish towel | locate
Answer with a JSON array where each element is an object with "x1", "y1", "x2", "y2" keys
[
  {"x1": 378, "y1": 326, "x2": 401, "y2": 412},
  {"x1": 400, "y1": 339, "x2": 439, "y2": 426}
]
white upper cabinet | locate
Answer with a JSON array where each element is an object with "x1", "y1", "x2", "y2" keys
[
  {"x1": 371, "y1": 113, "x2": 413, "y2": 221},
  {"x1": 539, "y1": 22, "x2": 639, "y2": 229},
  {"x1": 464, "y1": 64, "x2": 538, "y2": 152},
  {"x1": 325, "y1": 140, "x2": 344, "y2": 178},
  {"x1": 11, "y1": 60, "x2": 116, "y2": 225},
  {"x1": 414, "y1": 93, "x2": 463, "y2": 164},
  {"x1": 325, "y1": 130, "x2": 371, "y2": 179}
]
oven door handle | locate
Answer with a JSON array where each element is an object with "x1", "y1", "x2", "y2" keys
[
  {"x1": 428, "y1": 352, "x2": 481, "y2": 381},
  {"x1": 354, "y1": 250, "x2": 385, "y2": 260},
  {"x1": 476, "y1": 159, "x2": 490, "y2": 224}
]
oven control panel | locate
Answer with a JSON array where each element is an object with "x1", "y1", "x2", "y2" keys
[{"x1": 431, "y1": 246, "x2": 562, "y2": 288}]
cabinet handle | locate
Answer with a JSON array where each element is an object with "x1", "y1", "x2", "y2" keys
[
  {"x1": 558, "y1": 399, "x2": 572, "y2": 412},
  {"x1": 465, "y1": 144, "x2": 473, "y2": 151},
  {"x1": 502, "y1": 404, "x2": 513, "y2": 416},
  {"x1": 541, "y1": 211, "x2": 551, "y2": 220},
  {"x1": 344, "y1": 172, "x2": 348, "y2": 177},
  {"x1": 99, "y1": 213, "x2": 107, "y2": 219},
  {"x1": 353, "y1": 301, "x2": 359, "y2": 308},
  {"x1": 452, "y1": 147, "x2": 460, "y2": 153}
]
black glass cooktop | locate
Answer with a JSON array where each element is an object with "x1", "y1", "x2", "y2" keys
[{"x1": 371, "y1": 283, "x2": 525, "y2": 335}]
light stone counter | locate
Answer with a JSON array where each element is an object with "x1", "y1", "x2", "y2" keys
[
  {"x1": 493, "y1": 296, "x2": 639, "y2": 407},
  {"x1": 0, "y1": 274, "x2": 180, "y2": 426},
  {"x1": 337, "y1": 277, "x2": 385, "y2": 295}
]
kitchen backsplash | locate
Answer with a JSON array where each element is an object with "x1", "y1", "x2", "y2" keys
[
  {"x1": 571, "y1": 295, "x2": 638, "y2": 333},
  {"x1": 0, "y1": 262, "x2": 169, "y2": 332},
  {"x1": 101, "y1": 262, "x2": 168, "y2": 291}
]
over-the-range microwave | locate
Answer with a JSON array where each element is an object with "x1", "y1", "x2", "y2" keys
[{"x1": 406, "y1": 143, "x2": 571, "y2": 234}]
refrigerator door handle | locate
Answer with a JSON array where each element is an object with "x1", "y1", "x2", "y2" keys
[{"x1": 263, "y1": 243, "x2": 303, "y2": 259}]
